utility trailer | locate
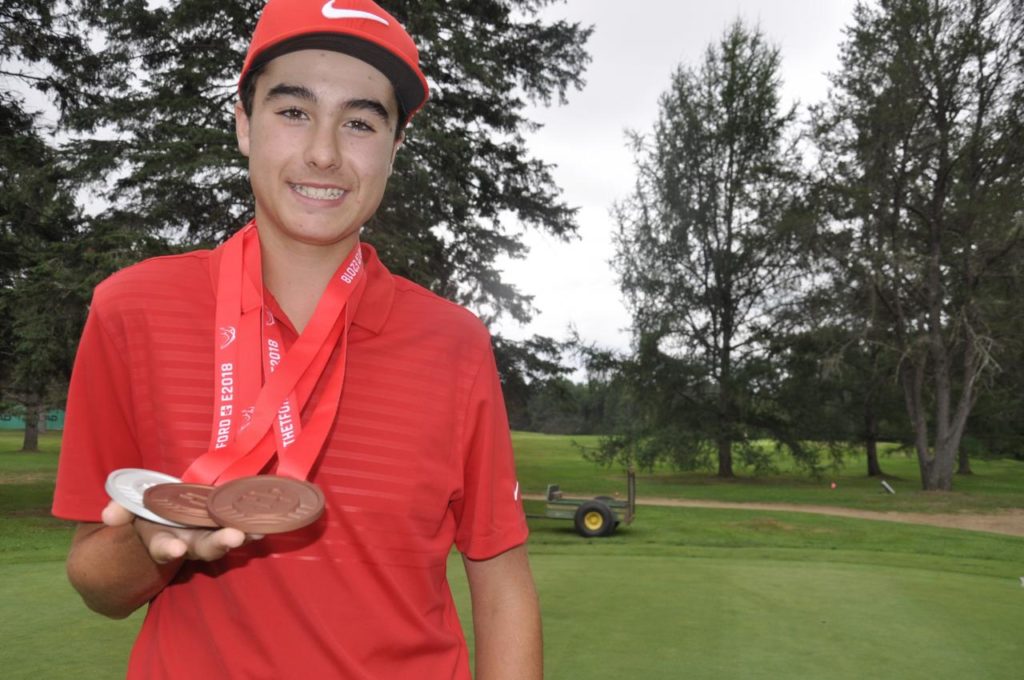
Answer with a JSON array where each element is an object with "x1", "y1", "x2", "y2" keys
[{"x1": 531, "y1": 470, "x2": 636, "y2": 537}]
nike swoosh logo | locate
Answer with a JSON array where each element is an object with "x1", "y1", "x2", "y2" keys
[
  {"x1": 321, "y1": 2, "x2": 389, "y2": 25},
  {"x1": 513, "y1": 481, "x2": 520, "y2": 501}
]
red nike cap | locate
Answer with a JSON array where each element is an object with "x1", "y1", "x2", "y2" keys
[{"x1": 240, "y1": 0, "x2": 429, "y2": 123}]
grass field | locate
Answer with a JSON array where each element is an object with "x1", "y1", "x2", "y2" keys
[{"x1": 2, "y1": 431, "x2": 1022, "y2": 679}]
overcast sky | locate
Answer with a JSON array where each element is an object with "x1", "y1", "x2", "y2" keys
[{"x1": 493, "y1": 0, "x2": 861, "y2": 354}]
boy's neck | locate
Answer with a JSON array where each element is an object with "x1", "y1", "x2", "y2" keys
[{"x1": 257, "y1": 228, "x2": 360, "y2": 334}]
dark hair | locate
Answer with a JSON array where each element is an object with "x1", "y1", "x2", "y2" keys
[{"x1": 239, "y1": 63, "x2": 408, "y2": 140}]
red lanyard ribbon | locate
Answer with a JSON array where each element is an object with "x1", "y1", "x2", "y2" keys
[{"x1": 182, "y1": 222, "x2": 366, "y2": 484}]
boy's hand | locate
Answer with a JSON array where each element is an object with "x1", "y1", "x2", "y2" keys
[{"x1": 101, "y1": 500, "x2": 259, "y2": 564}]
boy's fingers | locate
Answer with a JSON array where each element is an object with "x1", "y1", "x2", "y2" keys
[
  {"x1": 123, "y1": 513, "x2": 253, "y2": 563},
  {"x1": 147, "y1": 532, "x2": 189, "y2": 564},
  {"x1": 101, "y1": 500, "x2": 136, "y2": 527},
  {"x1": 190, "y1": 528, "x2": 246, "y2": 561}
]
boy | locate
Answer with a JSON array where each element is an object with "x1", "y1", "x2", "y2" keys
[{"x1": 53, "y1": 1, "x2": 542, "y2": 677}]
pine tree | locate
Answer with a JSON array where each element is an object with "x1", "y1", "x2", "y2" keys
[
  {"x1": 1, "y1": 1, "x2": 97, "y2": 450},
  {"x1": 813, "y1": 0, "x2": 1024, "y2": 490},
  {"x1": 610, "y1": 21, "x2": 810, "y2": 477}
]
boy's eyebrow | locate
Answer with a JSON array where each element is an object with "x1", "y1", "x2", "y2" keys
[
  {"x1": 264, "y1": 83, "x2": 316, "y2": 102},
  {"x1": 342, "y1": 98, "x2": 392, "y2": 123},
  {"x1": 263, "y1": 85, "x2": 392, "y2": 123}
]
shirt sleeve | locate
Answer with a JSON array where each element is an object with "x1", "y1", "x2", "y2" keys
[
  {"x1": 451, "y1": 345, "x2": 529, "y2": 560},
  {"x1": 52, "y1": 296, "x2": 142, "y2": 522}
]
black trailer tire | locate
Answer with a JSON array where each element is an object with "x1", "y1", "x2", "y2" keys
[{"x1": 574, "y1": 501, "x2": 615, "y2": 537}]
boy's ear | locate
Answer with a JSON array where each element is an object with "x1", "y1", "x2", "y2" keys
[
  {"x1": 388, "y1": 131, "x2": 404, "y2": 176},
  {"x1": 235, "y1": 100, "x2": 251, "y2": 157}
]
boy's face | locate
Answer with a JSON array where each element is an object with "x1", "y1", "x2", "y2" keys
[{"x1": 235, "y1": 49, "x2": 403, "y2": 253}]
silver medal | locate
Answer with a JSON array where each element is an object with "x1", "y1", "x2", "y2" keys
[{"x1": 105, "y1": 468, "x2": 189, "y2": 528}]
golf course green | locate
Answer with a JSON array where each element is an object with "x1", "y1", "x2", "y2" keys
[{"x1": 2, "y1": 431, "x2": 1021, "y2": 679}]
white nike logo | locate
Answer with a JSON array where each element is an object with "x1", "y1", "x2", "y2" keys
[
  {"x1": 321, "y1": 2, "x2": 389, "y2": 25},
  {"x1": 513, "y1": 481, "x2": 520, "y2": 501}
]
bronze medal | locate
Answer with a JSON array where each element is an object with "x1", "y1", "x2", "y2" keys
[
  {"x1": 206, "y1": 476, "x2": 325, "y2": 534},
  {"x1": 143, "y1": 483, "x2": 220, "y2": 528}
]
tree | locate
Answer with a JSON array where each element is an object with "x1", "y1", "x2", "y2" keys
[
  {"x1": 10, "y1": 1, "x2": 591, "y2": 418},
  {"x1": 0, "y1": 243, "x2": 91, "y2": 452},
  {"x1": 774, "y1": 321, "x2": 908, "y2": 476},
  {"x1": 54, "y1": 0, "x2": 591, "y2": 323},
  {"x1": 814, "y1": 0, "x2": 1024, "y2": 490},
  {"x1": 0, "y1": 108, "x2": 86, "y2": 452},
  {"x1": 958, "y1": 221, "x2": 1024, "y2": 464},
  {"x1": 492, "y1": 334, "x2": 571, "y2": 430},
  {"x1": 1, "y1": 1, "x2": 98, "y2": 451},
  {"x1": 777, "y1": 190, "x2": 914, "y2": 478},
  {"x1": 610, "y1": 21, "x2": 809, "y2": 477}
]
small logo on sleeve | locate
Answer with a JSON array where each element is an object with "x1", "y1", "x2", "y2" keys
[{"x1": 513, "y1": 481, "x2": 520, "y2": 501}]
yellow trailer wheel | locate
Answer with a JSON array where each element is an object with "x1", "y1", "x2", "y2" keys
[{"x1": 574, "y1": 500, "x2": 615, "y2": 537}]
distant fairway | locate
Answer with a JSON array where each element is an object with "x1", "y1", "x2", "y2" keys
[
  {"x1": 511, "y1": 431, "x2": 1024, "y2": 513},
  {"x1": 2, "y1": 431, "x2": 1022, "y2": 679}
]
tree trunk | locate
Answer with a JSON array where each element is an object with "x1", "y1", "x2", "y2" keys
[
  {"x1": 717, "y1": 436, "x2": 734, "y2": 477},
  {"x1": 716, "y1": 370, "x2": 734, "y2": 478},
  {"x1": 921, "y1": 437, "x2": 958, "y2": 491},
  {"x1": 915, "y1": 443, "x2": 958, "y2": 491},
  {"x1": 864, "y1": 405, "x2": 883, "y2": 476},
  {"x1": 21, "y1": 401, "x2": 41, "y2": 452},
  {"x1": 957, "y1": 448, "x2": 973, "y2": 475},
  {"x1": 865, "y1": 438, "x2": 883, "y2": 477},
  {"x1": 899, "y1": 335, "x2": 965, "y2": 492},
  {"x1": 901, "y1": 358, "x2": 939, "y2": 490}
]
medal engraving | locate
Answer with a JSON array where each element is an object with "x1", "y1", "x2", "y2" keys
[
  {"x1": 143, "y1": 483, "x2": 219, "y2": 528},
  {"x1": 208, "y1": 476, "x2": 325, "y2": 534}
]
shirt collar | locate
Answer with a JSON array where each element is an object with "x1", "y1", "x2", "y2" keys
[
  {"x1": 208, "y1": 237, "x2": 394, "y2": 337},
  {"x1": 350, "y1": 242, "x2": 393, "y2": 335}
]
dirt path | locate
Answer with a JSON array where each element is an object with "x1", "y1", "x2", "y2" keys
[{"x1": 524, "y1": 495, "x2": 1024, "y2": 537}]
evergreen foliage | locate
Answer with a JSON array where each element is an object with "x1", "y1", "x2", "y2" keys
[
  {"x1": 1, "y1": 1, "x2": 98, "y2": 450},
  {"x1": 6, "y1": 1, "x2": 1024, "y2": 483},
  {"x1": 2, "y1": 1, "x2": 594, "y2": 429},
  {"x1": 607, "y1": 21, "x2": 812, "y2": 476},
  {"x1": 813, "y1": 0, "x2": 1024, "y2": 489},
  {"x1": 55, "y1": 0, "x2": 592, "y2": 321}
]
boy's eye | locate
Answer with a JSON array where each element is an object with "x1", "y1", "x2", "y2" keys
[
  {"x1": 278, "y1": 107, "x2": 306, "y2": 120},
  {"x1": 346, "y1": 119, "x2": 375, "y2": 133}
]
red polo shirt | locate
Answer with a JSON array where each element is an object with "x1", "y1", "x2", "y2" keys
[{"x1": 53, "y1": 241, "x2": 528, "y2": 679}]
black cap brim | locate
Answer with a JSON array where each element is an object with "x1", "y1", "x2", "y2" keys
[{"x1": 242, "y1": 33, "x2": 426, "y2": 124}]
